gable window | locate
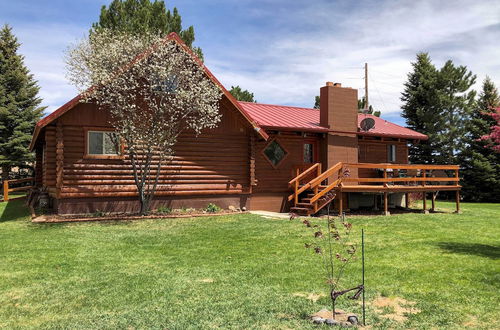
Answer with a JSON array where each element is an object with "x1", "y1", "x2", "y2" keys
[
  {"x1": 87, "y1": 131, "x2": 120, "y2": 156},
  {"x1": 263, "y1": 139, "x2": 288, "y2": 168},
  {"x1": 387, "y1": 144, "x2": 396, "y2": 163}
]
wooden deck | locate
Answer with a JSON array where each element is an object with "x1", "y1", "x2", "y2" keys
[{"x1": 289, "y1": 162, "x2": 460, "y2": 215}]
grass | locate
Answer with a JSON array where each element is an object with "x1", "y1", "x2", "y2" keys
[{"x1": 0, "y1": 199, "x2": 499, "y2": 329}]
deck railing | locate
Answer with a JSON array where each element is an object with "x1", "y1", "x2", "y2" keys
[
  {"x1": 288, "y1": 162, "x2": 460, "y2": 215},
  {"x1": 2, "y1": 178, "x2": 34, "y2": 201}
]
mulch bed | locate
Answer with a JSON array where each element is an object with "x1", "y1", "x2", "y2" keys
[{"x1": 32, "y1": 211, "x2": 248, "y2": 223}]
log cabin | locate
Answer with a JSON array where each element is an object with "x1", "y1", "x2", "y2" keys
[{"x1": 29, "y1": 33, "x2": 461, "y2": 215}]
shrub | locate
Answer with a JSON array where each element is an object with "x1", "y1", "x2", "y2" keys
[
  {"x1": 205, "y1": 203, "x2": 221, "y2": 213},
  {"x1": 156, "y1": 206, "x2": 172, "y2": 214}
]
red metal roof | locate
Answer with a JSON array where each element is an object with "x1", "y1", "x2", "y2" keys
[
  {"x1": 239, "y1": 102, "x2": 428, "y2": 140},
  {"x1": 238, "y1": 102, "x2": 328, "y2": 132}
]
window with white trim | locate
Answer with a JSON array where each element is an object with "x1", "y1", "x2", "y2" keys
[
  {"x1": 87, "y1": 131, "x2": 120, "y2": 155},
  {"x1": 387, "y1": 144, "x2": 396, "y2": 162}
]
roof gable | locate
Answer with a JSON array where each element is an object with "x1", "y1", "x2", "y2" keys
[{"x1": 30, "y1": 33, "x2": 267, "y2": 150}]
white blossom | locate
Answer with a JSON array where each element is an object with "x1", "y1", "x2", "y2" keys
[{"x1": 65, "y1": 30, "x2": 223, "y2": 214}]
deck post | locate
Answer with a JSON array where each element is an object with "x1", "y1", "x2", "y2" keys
[
  {"x1": 405, "y1": 192, "x2": 409, "y2": 209},
  {"x1": 383, "y1": 192, "x2": 389, "y2": 216},
  {"x1": 431, "y1": 192, "x2": 436, "y2": 212},
  {"x1": 294, "y1": 180, "x2": 299, "y2": 205},
  {"x1": 455, "y1": 190, "x2": 461, "y2": 214},
  {"x1": 2, "y1": 180, "x2": 8, "y2": 202},
  {"x1": 422, "y1": 192, "x2": 428, "y2": 214}
]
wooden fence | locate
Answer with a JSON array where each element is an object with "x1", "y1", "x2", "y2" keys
[{"x1": 2, "y1": 178, "x2": 34, "y2": 201}]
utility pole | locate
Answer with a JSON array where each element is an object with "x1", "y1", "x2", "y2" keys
[{"x1": 364, "y1": 63, "x2": 369, "y2": 110}]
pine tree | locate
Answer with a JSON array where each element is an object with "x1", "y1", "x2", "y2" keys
[
  {"x1": 313, "y1": 95, "x2": 320, "y2": 109},
  {"x1": 357, "y1": 97, "x2": 381, "y2": 117},
  {"x1": 0, "y1": 25, "x2": 45, "y2": 181},
  {"x1": 401, "y1": 53, "x2": 440, "y2": 164},
  {"x1": 434, "y1": 60, "x2": 476, "y2": 164},
  {"x1": 91, "y1": 0, "x2": 203, "y2": 59},
  {"x1": 229, "y1": 86, "x2": 256, "y2": 102},
  {"x1": 401, "y1": 53, "x2": 476, "y2": 164},
  {"x1": 460, "y1": 77, "x2": 500, "y2": 202}
]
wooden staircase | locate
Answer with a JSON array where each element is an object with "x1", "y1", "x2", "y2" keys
[{"x1": 288, "y1": 162, "x2": 344, "y2": 216}]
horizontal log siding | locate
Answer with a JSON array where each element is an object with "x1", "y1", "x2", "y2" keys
[
  {"x1": 358, "y1": 139, "x2": 408, "y2": 177},
  {"x1": 61, "y1": 128, "x2": 250, "y2": 198},
  {"x1": 50, "y1": 99, "x2": 252, "y2": 199},
  {"x1": 43, "y1": 127, "x2": 57, "y2": 191}
]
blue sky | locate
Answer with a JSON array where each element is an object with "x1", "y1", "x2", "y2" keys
[{"x1": 1, "y1": 0, "x2": 499, "y2": 126}]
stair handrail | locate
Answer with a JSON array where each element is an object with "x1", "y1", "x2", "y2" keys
[
  {"x1": 288, "y1": 163, "x2": 321, "y2": 185},
  {"x1": 310, "y1": 178, "x2": 343, "y2": 204},
  {"x1": 288, "y1": 163, "x2": 322, "y2": 203},
  {"x1": 309, "y1": 162, "x2": 343, "y2": 188}
]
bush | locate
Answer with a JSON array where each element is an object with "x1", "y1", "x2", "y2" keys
[
  {"x1": 156, "y1": 206, "x2": 172, "y2": 214},
  {"x1": 205, "y1": 203, "x2": 221, "y2": 213}
]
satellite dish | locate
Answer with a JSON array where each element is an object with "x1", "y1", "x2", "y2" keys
[{"x1": 360, "y1": 118, "x2": 375, "y2": 132}]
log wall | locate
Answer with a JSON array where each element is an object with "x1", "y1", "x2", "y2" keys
[
  {"x1": 43, "y1": 100, "x2": 252, "y2": 204},
  {"x1": 358, "y1": 137, "x2": 409, "y2": 177}
]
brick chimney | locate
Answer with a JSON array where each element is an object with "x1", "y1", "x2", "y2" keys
[
  {"x1": 319, "y1": 82, "x2": 358, "y2": 132},
  {"x1": 319, "y1": 82, "x2": 359, "y2": 177}
]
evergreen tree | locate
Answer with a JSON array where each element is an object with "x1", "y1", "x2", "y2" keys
[
  {"x1": 229, "y1": 86, "x2": 256, "y2": 102},
  {"x1": 91, "y1": 0, "x2": 203, "y2": 59},
  {"x1": 434, "y1": 60, "x2": 476, "y2": 164},
  {"x1": 313, "y1": 95, "x2": 320, "y2": 109},
  {"x1": 0, "y1": 25, "x2": 45, "y2": 180},
  {"x1": 357, "y1": 97, "x2": 381, "y2": 117},
  {"x1": 460, "y1": 77, "x2": 500, "y2": 202},
  {"x1": 401, "y1": 53, "x2": 476, "y2": 164}
]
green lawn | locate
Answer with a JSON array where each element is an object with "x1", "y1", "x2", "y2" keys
[{"x1": 0, "y1": 199, "x2": 499, "y2": 329}]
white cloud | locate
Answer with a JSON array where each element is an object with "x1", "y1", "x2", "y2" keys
[
  {"x1": 6, "y1": 0, "x2": 500, "y2": 120},
  {"x1": 206, "y1": 0, "x2": 500, "y2": 115}
]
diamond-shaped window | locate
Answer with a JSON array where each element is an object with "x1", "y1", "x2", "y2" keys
[{"x1": 263, "y1": 139, "x2": 288, "y2": 167}]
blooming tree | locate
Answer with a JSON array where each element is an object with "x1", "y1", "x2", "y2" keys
[
  {"x1": 481, "y1": 107, "x2": 500, "y2": 152},
  {"x1": 65, "y1": 30, "x2": 222, "y2": 214}
]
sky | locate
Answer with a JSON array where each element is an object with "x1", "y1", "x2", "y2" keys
[{"x1": 1, "y1": 0, "x2": 499, "y2": 126}]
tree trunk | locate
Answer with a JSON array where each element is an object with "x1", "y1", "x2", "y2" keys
[
  {"x1": 139, "y1": 196, "x2": 149, "y2": 215},
  {"x1": 1, "y1": 165, "x2": 10, "y2": 181}
]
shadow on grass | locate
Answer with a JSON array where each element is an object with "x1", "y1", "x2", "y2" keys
[
  {"x1": 0, "y1": 198, "x2": 30, "y2": 222},
  {"x1": 437, "y1": 242, "x2": 500, "y2": 260}
]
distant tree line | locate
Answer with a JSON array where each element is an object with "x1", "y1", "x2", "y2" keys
[{"x1": 314, "y1": 95, "x2": 381, "y2": 117}]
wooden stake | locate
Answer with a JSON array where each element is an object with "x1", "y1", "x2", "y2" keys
[{"x1": 339, "y1": 192, "x2": 343, "y2": 216}]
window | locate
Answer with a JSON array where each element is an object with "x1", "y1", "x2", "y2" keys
[
  {"x1": 303, "y1": 143, "x2": 314, "y2": 163},
  {"x1": 153, "y1": 74, "x2": 178, "y2": 93},
  {"x1": 387, "y1": 144, "x2": 396, "y2": 162},
  {"x1": 87, "y1": 131, "x2": 120, "y2": 156},
  {"x1": 263, "y1": 139, "x2": 288, "y2": 167}
]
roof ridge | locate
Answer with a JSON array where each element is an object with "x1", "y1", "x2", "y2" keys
[{"x1": 239, "y1": 101, "x2": 319, "y2": 111}]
